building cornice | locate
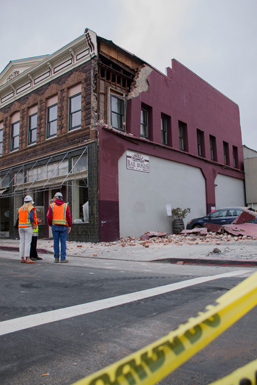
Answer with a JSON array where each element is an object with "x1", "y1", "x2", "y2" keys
[{"x1": 0, "y1": 29, "x2": 97, "y2": 109}]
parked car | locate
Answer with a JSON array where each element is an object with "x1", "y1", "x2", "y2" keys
[{"x1": 186, "y1": 207, "x2": 247, "y2": 229}]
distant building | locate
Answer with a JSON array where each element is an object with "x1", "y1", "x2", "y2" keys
[
  {"x1": 243, "y1": 145, "x2": 257, "y2": 210},
  {"x1": 0, "y1": 29, "x2": 245, "y2": 241}
]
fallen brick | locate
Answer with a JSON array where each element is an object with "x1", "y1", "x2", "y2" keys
[
  {"x1": 204, "y1": 223, "x2": 223, "y2": 233},
  {"x1": 140, "y1": 231, "x2": 167, "y2": 240},
  {"x1": 232, "y1": 210, "x2": 255, "y2": 224}
]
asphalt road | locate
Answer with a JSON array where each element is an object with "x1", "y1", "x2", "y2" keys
[{"x1": 0, "y1": 252, "x2": 256, "y2": 385}]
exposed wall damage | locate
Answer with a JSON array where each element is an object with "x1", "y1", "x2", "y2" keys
[{"x1": 128, "y1": 65, "x2": 153, "y2": 99}]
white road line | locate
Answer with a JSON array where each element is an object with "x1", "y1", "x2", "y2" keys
[{"x1": 0, "y1": 269, "x2": 250, "y2": 337}]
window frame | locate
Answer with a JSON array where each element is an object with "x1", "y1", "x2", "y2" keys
[
  {"x1": 161, "y1": 114, "x2": 168, "y2": 145},
  {"x1": 210, "y1": 135, "x2": 217, "y2": 161},
  {"x1": 233, "y1": 146, "x2": 238, "y2": 168},
  {"x1": 178, "y1": 121, "x2": 187, "y2": 151},
  {"x1": 197, "y1": 129, "x2": 205, "y2": 157},
  {"x1": 72, "y1": 179, "x2": 89, "y2": 224},
  {"x1": 28, "y1": 112, "x2": 37, "y2": 144},
  {"x1": 223, "y1": 141, "x2": 229, "y2": 165},
  {"x1": 69, "y1": 92, "x2": 81, "y2": 131},
  {"x1": 47, "y1": 103, "x2": 58, "y2": 138},
  {"x1": 140, "y1": 108, "x2": 149, "y2": 138},
  {"x1": 0, "y1": 127, "x2": 3, "y2": 156},
  {"x1": 110, "y1": 94, "x2": 125, "y2": 131},
  {"x1": 10, "y1": 120, "x2": 20, "y2": 151}
]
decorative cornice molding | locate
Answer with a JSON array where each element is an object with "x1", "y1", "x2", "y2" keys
[{"x1": 0, "y1": 29, "x2": 97, "y2": 108}]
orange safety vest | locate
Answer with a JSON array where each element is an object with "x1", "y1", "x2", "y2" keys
[
  {"x1": 18, "y1": 206, "x2": 34, "y2": 228},
  {"x1": 51, "y1": 202, "x2": 68, "y2": 226}
]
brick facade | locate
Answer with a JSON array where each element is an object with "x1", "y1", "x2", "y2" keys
[
  {"x1": 0, "y1": 61, "x2": 94, "y2": 170},
  {"x1": 0, "y1": 58, "x2": 100, "y2": 242}
]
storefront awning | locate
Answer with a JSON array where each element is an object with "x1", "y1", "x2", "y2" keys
[
  {"x1": 0, "y1": 146, "x2": 88, "y2": 198},
  {"x1": 0, "y1": 188, "x2": 8, "y2": 196}
]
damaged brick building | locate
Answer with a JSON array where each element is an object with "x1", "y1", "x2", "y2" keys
[{"x1": 0, "y1": 28, "x2": 245, "y2": 242}]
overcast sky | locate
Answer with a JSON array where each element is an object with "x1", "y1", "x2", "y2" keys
[{"x1": 1, "y1": 0, "x2": 256, "y2": 149}]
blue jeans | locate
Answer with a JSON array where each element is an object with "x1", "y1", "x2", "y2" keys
[{"x1": 52, "y1": 225, "x2": 68, "y2": 260}]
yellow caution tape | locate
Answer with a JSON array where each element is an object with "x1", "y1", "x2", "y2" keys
[
  {"x1": 72, "y1": 271, "x2": 257, "y2": 385},
  {"x1": 208, "y1": 358, "x2": 257, "y2": 384}
]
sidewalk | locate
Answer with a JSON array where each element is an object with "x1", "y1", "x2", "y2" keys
[{"x1": 1, "y1": 234, "x2": 257, "y2": 267}]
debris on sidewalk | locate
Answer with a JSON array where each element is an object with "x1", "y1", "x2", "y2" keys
[
  {"x1": 140, "y1": 231, "x2": 167, "y2": 240},
  {"x1": 2, "y1": 210, "x2": 257, "y2": 259},
  {"x1": 223, "y1": 223, "x2": 257, "y2": 237},
  {"x1": 181, "y1": 228, "x2": 207, "y2": 235}
]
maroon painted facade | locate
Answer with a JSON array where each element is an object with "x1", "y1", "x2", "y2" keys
[{"x1": 98, "y1": 60, "x2": 244, "y2": 242}]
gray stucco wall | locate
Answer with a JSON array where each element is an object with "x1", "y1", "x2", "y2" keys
[
  {"x1": 214, "y1": 174, "x2": 245, "y2": 209},
  {"x1": 118, "y1": 152, "x2": 206, "y2": 237}
]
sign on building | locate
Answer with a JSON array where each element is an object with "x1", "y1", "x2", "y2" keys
[{"x1": 126, "y1": 151, "x2": 150, "y2": 173}]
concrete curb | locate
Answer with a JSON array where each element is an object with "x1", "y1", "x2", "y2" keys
[
  {"x1": 0, "y1": 246, "x2": 53, "y2": 254},
  {"x1": 151, "y1": 257, "x2": 257, "y2": 267},
  {"x1": 1, "y1": 245, "x2": 257, "y2": 267}
]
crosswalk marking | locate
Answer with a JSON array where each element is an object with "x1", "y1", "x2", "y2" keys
[{"x1": 0, "y1": 269, "x2": 250, "y2": 337}]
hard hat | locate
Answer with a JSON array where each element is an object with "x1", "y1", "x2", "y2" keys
[
  {"x1": 54, "y1": 192, "x2": 63, "y2": 199},
  {"x1": 24, "y1": 195, "x2": 33, "y2": 202}
]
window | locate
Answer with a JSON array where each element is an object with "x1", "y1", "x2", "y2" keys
[
  {"x1": 233, "y1": 146, "x2": 238, "y2": 168},
  {"x1": 69, "y1": 93, "x2": 81, "y2": 130},
  {"x1": 14, "y1": 194, "x2": 23, "y2": 222},
  {"x1": 210, "y1": 209, "x2": 227, "y2": 218},
  {"x1": 197, "y1": 129, "x2": 204, "y2": 157},
  {"x1": 46, "y1": 96, "x2": 58, "y2": 138},
  {"x1": 227, "y1": 209, "x2": 243, "y2": 217},
  {"x1": 161, "y1": 115, "x2": 168, "y2": 145},
  {"x1": 223, "y1": 141, "x2": 229, "y2": 165},
  {"x1": 28, "y1": 106, "x2": 38, "y2": 144},
  {"x1": 72, "y1": 180, "x2": 88, "y2": 223},
  {"x1": 111, "y1": 95, "x2": 125, "y2": 130},
  {"x1": 14, "y1": 171, "x2": 24, "y2": 185},
  {"x1": 11, "y1": 121, "x2": 20, "y2": 151},
  {"x1": 0, "y1": 122, "x2": 3, "y2": 155},
  {"x1": 210, "y1": 135, "x2": 217, "y2": 161},
  {"x1": 26, "y1": 161, "x2": 68, "y2": 182},
  {"x1": 47, "y1": 104, "x2": 57, "y2": 137},
  {"x1": 28, "y1": 113, "x2": 37, "y2": 144},
  {"x1": 72, "y1": 155, "x2": 87, "y2": 173},
  {"x1": 33, "y1": 191, "x2": 45, "y2": 225},
  {"x1": 140, "y1": 108, "x2": 148, "y2": 138},
  {"x1": 178, "y1": 121, "x2": 187, "y2": 151},
  {"x1": 0, "y1": 175, "x2": 9, "y2": 188}
]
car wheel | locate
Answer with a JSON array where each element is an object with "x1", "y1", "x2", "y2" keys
[{"x1": 193, "y1": 224, "x2": 202, "y2": 229}]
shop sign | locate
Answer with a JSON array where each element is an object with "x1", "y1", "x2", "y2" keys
[{"x1": 126, "y1": 151, "x2": 150, "y2": 173}]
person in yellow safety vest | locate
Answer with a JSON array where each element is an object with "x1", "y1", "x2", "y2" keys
[
  {"x1": 47, "y1": 192, "x2": 72, "y2": 263},
  {"x1": 30, "y1": 201, "x2": 42, "y2": 261},
  {"x1": 17, "y1": 195, "x2": 36, "y2": 264}
]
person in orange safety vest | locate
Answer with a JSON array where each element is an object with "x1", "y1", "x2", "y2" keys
[
  {"x1": 17, "y1": 195, "x2": 36, "y2": 263},
  {"x1": 47, "y1": 192, "x2": 71, "y2": 263}
]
